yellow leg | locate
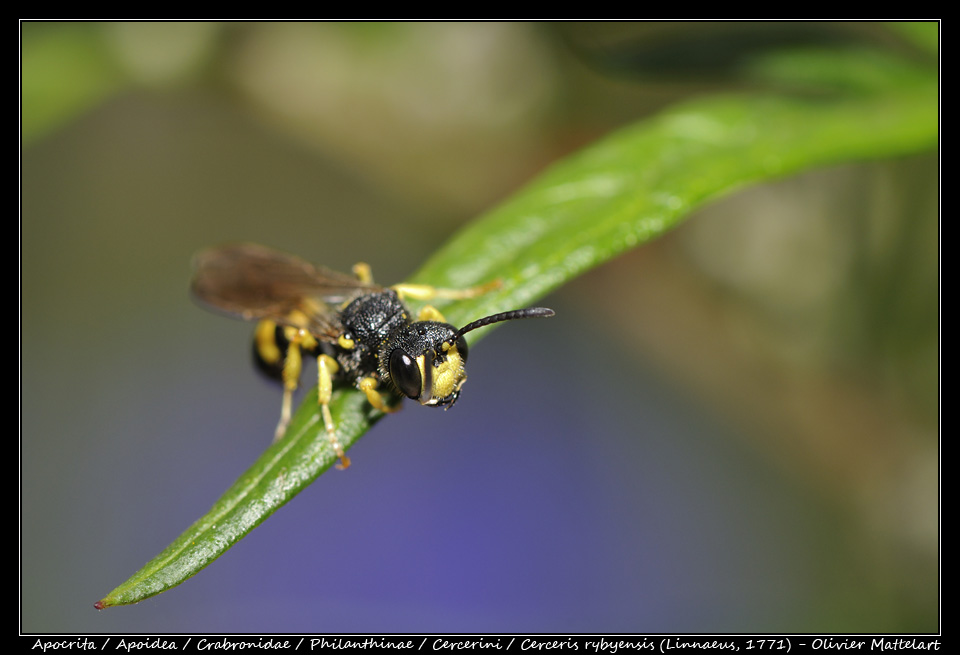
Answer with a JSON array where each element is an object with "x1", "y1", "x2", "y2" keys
[
  {"x1": 352, "y1": 262, "x2": 373, "y2": 284},
  {"x1": 392, "y1": 278, "x2": 501, "y2": 301},
  {"x1": 317, "y1": 354, "x2": 350, "y2": 469},
  {"x1": 273, "y1": 330, "x2": 303, "y2": 442},
  {"x1": 354, "y1": 261, "x2": 499, "y2": 302},
  {"x1": 272, "y1": 328, "x2": 320, "y2": 442},
  {"x1": 358, "y1": 376, "x2": 401, "y2": 414},
  {"x1": 276, "y1": 387, "x2": 294, "y2": 442},
  {"x1": 417, "y1": 305, "x2": 446, "y2": 322}
]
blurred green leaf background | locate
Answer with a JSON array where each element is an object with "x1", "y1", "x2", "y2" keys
[{"x1": 22, "y1": 22, "x2": 937, "y2": 632}]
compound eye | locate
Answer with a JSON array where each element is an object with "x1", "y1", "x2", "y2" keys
[
  {"x1": 455, "y1": 335, "x2": 469, "y2": 363},
  {"x1": 389, "y1": 349, "x2": 422, "y2": 400}
]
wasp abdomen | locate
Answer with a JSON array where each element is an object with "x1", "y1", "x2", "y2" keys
[
  {"x1": 252, "y1": 319, "x2": 321, "y2": 382},
  {"x1": 252, "y1": 320, "x2": 288, "y2": 381}
]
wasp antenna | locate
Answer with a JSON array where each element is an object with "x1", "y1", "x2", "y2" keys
[{"x1": 454, "y1": 307, "x2": 555, "y2": 340}]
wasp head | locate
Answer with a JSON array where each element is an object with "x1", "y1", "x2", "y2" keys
[
  {"x1": 379, "y1": 306, "x2": 555, "y2": 408},
  {"x1": 380, "y1": 322, "x2": 468, "y2": 407}
]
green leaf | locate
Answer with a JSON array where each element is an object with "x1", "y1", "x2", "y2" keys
[{"x1": 95, "y1": 44, "x2": 937, "y2": 608}]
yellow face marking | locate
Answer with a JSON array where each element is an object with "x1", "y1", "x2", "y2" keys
[
  {"x1": 415, "y1": 345, "x2": 466, "y2": 405},
  {"x1": 338, "y1": 334, "x2": 355, "y2": 349}
]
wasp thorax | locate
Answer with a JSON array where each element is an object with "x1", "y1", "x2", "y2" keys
[{"x1": 381, "y1": 322, "x2": 469, "y2": 406}]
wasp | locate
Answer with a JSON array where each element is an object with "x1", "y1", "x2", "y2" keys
[{"x1": 190, "y1": 243, "x2": 554, "y2": 469}]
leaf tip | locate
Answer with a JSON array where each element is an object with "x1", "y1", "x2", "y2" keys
[{"x1": 93, "y1": 598, "x2": 110, "y2": 610}]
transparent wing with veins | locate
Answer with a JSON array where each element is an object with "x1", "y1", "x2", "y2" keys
[{"x1": 190, "y1": 242, "x2": 383, "y2": 339}]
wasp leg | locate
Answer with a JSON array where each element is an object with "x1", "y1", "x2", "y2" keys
[
  {"x1": 355, "y1": 261, "x2": 500, "y2": 301},
  {"x1": 392, "y1": 279, "x2": 501, "y2": 301},
  {"x1": 352, "y1": 262, "x2": 373, "y2": 284},
  {"x1": 273, "y1": 327, "x2": 320, "y2": 441},
  {"x1": 273, "y1": 327, "x2": 303, "y2": 442},
  {"x1": 417, "y1": 305, "x2": 447, "y2": 322},
  {"x1": 358, "y1": 376, "x2": 401, "y2": 414},
  {"x1": 317, "y1": 353, "x2": 350, "y2": 470},
  {"x1": 276, "y1": 387, "x2": 294, "y2": 441}
]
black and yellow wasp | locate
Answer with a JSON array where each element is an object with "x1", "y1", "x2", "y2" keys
[{"x1": 191, "y1": 243, "x2": 554, "y2": 469}]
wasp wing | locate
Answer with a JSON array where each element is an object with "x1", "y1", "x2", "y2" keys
[{"x1": 191, "y1": 243, "x2": 381, "y2": 337}]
